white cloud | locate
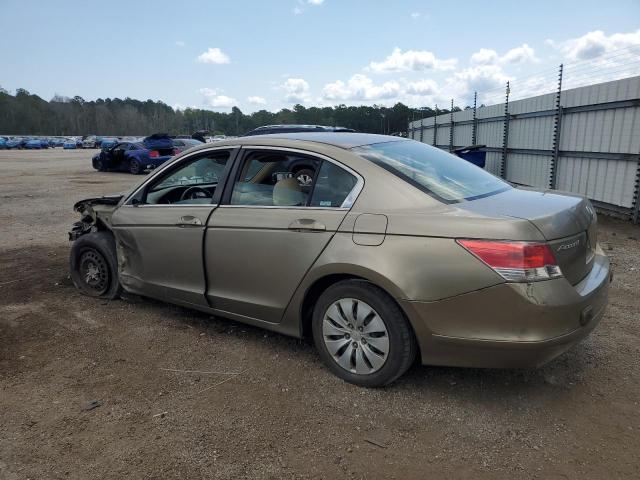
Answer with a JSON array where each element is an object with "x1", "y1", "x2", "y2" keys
[
  {"x1": 322, "y1": 74, "x2": 401, "y2": 101},
  {"x1": 247, "y1": 96, "x2": 267, "y2": 105},
  {"x1": 308, "y1": 0, "x2": 324, "y2": 4},
  {"x1": 552, "y1": 29, "x2": 640, "y2": 60},
  {"x1": 196, "y1": 47, "x2": 230, "y2": 64},
  {"x1": 410, "y1": 12, "x2": 421, "y2": 19},
  {"x1": 368, "y1": 48, "x2": 457, "y2": 73},
  {"x1": 406, "y1": 79, "x2": 438, "y2": 95},
  {"x1": 282, "y1": 78, "x2": 311, "y2": 103},
  {"x1": 199, "y1": 88, "x2": 236, "y2": 108},
  {"x1": 293, "y1": 6, "x2": 303, "y2": 14},
  {"x1": 444, "y1": 65, "x2": 511, "y2": 104},
  {"x1": 470, "y1": 44, "x2": 537, "y2": 65},
  {"x1": 175, "y1": 40, "x2": 186, "y2": 47}
]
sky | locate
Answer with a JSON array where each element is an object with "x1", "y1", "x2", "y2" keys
[{"x1": 1, "y1": 0, "x2": 639, "y2": 112}]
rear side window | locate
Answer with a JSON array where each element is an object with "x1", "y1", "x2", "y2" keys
[
  {"x1": 229, "y1": 150, "x2": 358, "y2": 208},
  {"x1": 310, "y1": 162, "x2": 357, "y2": 208},
  {"x1": 230, "y1": 151, "x2": 320, "y2": 206},
  {"x1": 354, "y1": 141, "x2": 510, "y2": 203}
]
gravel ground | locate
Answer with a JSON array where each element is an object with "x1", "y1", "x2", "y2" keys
[{"x1": 1, "y1": 149, "x2": 639, "y2": 480}]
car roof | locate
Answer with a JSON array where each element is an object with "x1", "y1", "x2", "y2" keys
[{"x1": 204, "y1": 132, "x2": 406, "y2": 150}]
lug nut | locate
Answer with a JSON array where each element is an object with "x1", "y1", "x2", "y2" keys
[
  {"x1": 352, "y1": 342, "x2": 358, "y2": 348},
  {"x1": 345, "y1": 333, "x2": 350, "y2": 339},
  {"x1": 357, "y1": 326, "x2": 363, "y2": 332},
  {"x1": 361, "y1": 338, "x2": 367, "y2": 344}
]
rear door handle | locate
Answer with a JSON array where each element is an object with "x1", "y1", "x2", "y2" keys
[
  {"x1": 176, "y1": 215, "x2": 203, "y2": 227},
  {"x1": 288, "y1": 218, "x2": 326, "y2": 232}
]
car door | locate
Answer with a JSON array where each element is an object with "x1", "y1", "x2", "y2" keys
[
  {"x1": 111, "y1": 147, "x2": 237, "y2": 307},
  {"x1": 205, "y1": 147, "x2": 362, "y2": 324}
]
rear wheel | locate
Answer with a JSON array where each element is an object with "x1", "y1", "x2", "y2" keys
[
  {"x1": 69, "y1": 232, "x2": 121, "y2": 299},
  {"x1": 312, "y1": 280, "x2": 417, "y2": 387},
  {"x1": 129, "y1": 158, "x2": 142, "y2": 175}
]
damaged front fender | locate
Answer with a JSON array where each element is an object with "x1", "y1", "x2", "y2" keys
[{"x1": 69, "y1": 194, "x2": 123, "y2": 241}]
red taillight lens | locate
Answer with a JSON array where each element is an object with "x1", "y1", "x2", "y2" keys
[
  {"x1": 457, "y1": 239, "x2": 562, "y2": 282},
  {"x1": 149, "y1": 150, "x2": 159, "y2": 158}
]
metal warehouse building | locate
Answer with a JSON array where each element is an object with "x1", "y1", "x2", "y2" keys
[{"x1": 408, "y1": 76, "x2": 640, "y2": 223}]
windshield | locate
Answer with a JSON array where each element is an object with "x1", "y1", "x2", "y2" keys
[{"x1": 354, "y1": 140, "x2": 510, "y2": 203}]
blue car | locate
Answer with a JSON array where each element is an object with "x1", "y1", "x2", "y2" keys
[
  {"x1": 63, "y1": 138, "x2": 78, "y2": 149},
  {"x1": 6, "y1": 137, "x2": 26, "y2": 149},
  {"x1": 99, "y1": 137, "x2": 118, "y2": 149},
  {"x1": 91, "y1": 134, "x2": 177, "y2": 174},
  {"x1": 0, "y1": 137, "x2": 7, "y2": 149},
  {"x1": 25, "y1": 138, "x2": 45, "y2": 149}
]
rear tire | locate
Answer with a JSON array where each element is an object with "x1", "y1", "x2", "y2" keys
[
  {"x1": 312, "y1": 280, "x2": 416, "y2": 387},
  {"x1": 129, "y1": 158, "x2": 142, "y2": 175},
  {"x1": 69, "y1": 231, "x2": 122, "y2": 299}
]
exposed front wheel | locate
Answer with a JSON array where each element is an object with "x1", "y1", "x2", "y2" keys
[
  {"x1": 69, "y1": 232, "x2": 122, "y2": 299},
  {"x1": 312, "y1": 280, "x2": 417, "y2": 387}
]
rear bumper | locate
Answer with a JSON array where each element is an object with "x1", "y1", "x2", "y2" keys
[
  {"x1": 144, "y1": 155, "x2": 173, "y2": 169},
  {"x1": 401, "y1": 247, "x2": 611, "y2": 368}
]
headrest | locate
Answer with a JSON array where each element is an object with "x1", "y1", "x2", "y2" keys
[{"x1": 273, "y1": 177, "x2": 304, "y2": 206}]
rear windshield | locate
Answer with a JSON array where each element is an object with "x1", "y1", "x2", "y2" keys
[{"x1": 354, "y1": 140, "x2": 510, "y2": 203}]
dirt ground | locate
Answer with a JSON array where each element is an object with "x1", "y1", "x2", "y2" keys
[{"x1": 1, "y1": 149, "x2": 639, "y2": 480}]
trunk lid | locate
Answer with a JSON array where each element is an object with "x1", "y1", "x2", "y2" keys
[{"x1": 458, "y1": 188, "x2": 597, "y2": 285}]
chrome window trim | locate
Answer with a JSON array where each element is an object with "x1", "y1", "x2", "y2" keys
[
  {"x1": 234, "y1": 145, "x2": 364, "y2": 209},
  {"x1": 123, "y1": 145, "x2": 239, "y2": 206},
  {"x1": 218, "y1": 205, "x2": 348, "y2": 211}
]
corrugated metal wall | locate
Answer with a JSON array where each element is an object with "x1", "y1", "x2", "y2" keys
[{"x1": 409, "y1": 76, "x2": 640, "y2": 221}]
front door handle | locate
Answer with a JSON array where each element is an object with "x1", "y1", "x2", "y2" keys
[
  {"x1": 288, "y1": 218, "x2": 326, "y2": 232},
  {"x1": 176, "y1": 215, "x2": 203, "y2": 227}
]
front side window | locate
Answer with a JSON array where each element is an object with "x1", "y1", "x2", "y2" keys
[
  {"x1": 143, "y1": 152, "x2": 230, "y2": 205},
  {"x1": 354, "y1": 140, "x2": 510, "y2": 203}
]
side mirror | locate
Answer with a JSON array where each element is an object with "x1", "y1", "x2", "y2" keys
[{"x1": 131, "y1": 198, "x2": 142, "y2": 207}]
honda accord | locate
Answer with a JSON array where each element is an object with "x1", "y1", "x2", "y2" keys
[{"x1": 68, "y1": 133, "x2": 611, "y2": 387}]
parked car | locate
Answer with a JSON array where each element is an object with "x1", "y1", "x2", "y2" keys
[
  {"x1": 6, "y1": 137, "x2": 26, "y2": 149},
  {"x1": 82, "y1": 135, "x2": 100, "y2": 149},
  {"x1": 0, "y1": 137, "x2": 7, "y2": 149},
  {"x1": 244, "y1": 125, "x2": 355, "y2": 136},
  {"x1": 99, "y1": 137, "x2": 118, "y2": 149},
  {"x1": 25, "y1": 138, "x2": 48, "y2": 149},
  {"x1": 63, "y1": 138, "x2": 78, "y2": 149},
  {"x1": 68, "y1": 133, "x2": 611, "y2": 387},
  {"x1": 91, "y1": 134, "x2": 177, "y2": 174},
  {"x1": 172, "y1": 138, "x2": 203, "y2": 154}
]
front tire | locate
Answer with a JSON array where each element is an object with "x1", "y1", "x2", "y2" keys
[
  {"x1": 69, "y1": 232, "x2": 122, "y2": 299},
  {"x1": 312, "y1": 280, "x2": 417, "y2": 387}
]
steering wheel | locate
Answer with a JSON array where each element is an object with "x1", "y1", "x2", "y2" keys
[{"x1": 180, "y1": 186, "x2": 210, "y2": 201}]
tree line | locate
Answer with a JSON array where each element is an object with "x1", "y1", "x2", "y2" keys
[{"x1": 0, "y1": 87, "x2": 460, "y2": 137}]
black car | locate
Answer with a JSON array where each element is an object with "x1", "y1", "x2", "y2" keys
[{"x1": 243, "y1": 124, "x2": 355, "y2": 136}]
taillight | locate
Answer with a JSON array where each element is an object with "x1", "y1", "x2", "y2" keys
[
  {"x1": 149, "y1": 150, "x2": 159, "y2": 158},
  {"x1": 456, "y1": 239, "x2": 562, "y2": 282}
]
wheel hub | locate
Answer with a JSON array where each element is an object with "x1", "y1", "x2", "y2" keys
[{"x1": 79, "y1": 249, "x2": 109, "y2": 294}]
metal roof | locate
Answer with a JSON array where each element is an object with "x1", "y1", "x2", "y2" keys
[{"x1": 235, "y1": 132, "x2": 406, "y2": 149}]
